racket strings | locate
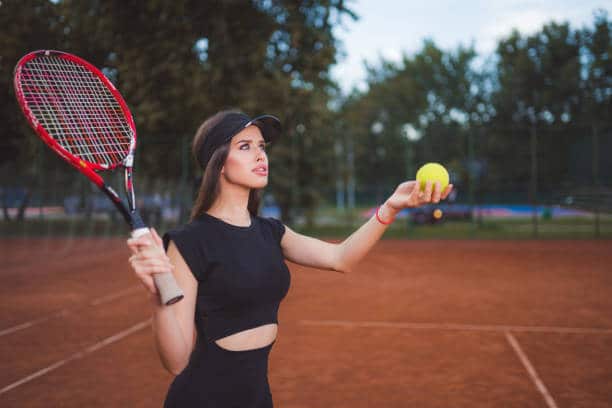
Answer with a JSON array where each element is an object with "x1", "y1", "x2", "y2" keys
[{"x1": 18, "y1": 55, "x2": 133, "y2": 167}]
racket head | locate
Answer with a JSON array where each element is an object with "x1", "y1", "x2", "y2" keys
[
  {"x1": 14, "y1": 51, "x2": 185, "y2": 306},
  {"x1": 13, "y1": 50, "x2": 137, "y2": 177}
]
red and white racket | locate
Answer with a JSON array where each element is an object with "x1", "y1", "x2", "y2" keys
[{"x1": 13, "y1": 50, "x2": 184, "y2": 305}]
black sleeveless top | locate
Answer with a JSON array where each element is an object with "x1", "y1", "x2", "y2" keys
[{"x1": 162, "y1": 213, "x2": 290, "y2": 342}]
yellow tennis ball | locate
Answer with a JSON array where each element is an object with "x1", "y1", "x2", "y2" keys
[{"x1": 415, "y1": 162, "x2": 449, "y2": 192}]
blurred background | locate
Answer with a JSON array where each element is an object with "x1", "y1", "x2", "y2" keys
[
  {"x1": 1, "y1": 0, "x2": 611, "y2": 239},
  {"x1": 2, "y1": 2, "x2": 612, "y2": 407}
]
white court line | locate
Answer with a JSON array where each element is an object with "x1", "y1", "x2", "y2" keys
[
  {"x1": 0, "y1": 319, "x2": 151, "y2": 396},
  {"x1": 89, "y1": 285, "x2": 142, "y2": 306},
  {"x1": 505, "y1": 331, "x2": 559, "y2": 408},
  {"x1": 299, "y1": 319, "x2": 612, "y2": 335},
  {"x1": 0, "y1": 285, "x2": 141, "y2": 337},
  {"x1": 0, "y1": 310, "x2": 69, "y2": 337}
]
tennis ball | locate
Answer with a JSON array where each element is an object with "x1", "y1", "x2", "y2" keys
[{"x1": 415, "y1": 162, "x2": 449, "y2": 192}]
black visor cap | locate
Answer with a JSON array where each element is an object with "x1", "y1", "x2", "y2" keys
[
  {"x1": 197, "y1": 113, "x2": 281, "y2": 169},
  {"x1": 249, "y1": 114, "x2": 281, "y2": 145}
]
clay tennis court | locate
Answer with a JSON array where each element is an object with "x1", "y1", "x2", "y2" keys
[{"x1": 1, "y1": 237, "x2": 611, "y2": 407}]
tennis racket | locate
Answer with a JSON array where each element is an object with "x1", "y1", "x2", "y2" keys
[{"x1": 13, "y1": 50, "x2": 184, "y2": 306}]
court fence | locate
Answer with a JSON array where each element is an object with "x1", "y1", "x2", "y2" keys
[{"x1": 1, "y1": 175, "x2": 611, "y2": 239}]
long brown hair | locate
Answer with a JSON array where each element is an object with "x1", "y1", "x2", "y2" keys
[{"x1": 189, "y1": 110, "x2": 262, "y2": 222}]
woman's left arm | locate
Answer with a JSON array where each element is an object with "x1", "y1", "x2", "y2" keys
[{"x1": 280, "y1": 180, "x2": 453, "y2": 273}]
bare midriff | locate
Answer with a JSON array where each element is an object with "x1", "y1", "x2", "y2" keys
[{"x1": 214, "y1": 323, "x2": 278, "y2": 351}]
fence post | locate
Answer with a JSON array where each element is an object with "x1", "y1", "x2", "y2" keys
[
  {"x1": 592, "y1": 124, "x2": 601, "y2": 238},
  {"x1": 529, "y1": 122, "x2": 539, "y2": 238}
]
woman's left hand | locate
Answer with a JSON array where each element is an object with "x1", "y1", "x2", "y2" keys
[{"x1": 385, "y1": 180, "x2": 454, "y2": 214}]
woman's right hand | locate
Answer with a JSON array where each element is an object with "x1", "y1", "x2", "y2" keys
[{"x1": 127, "y1": 228, "x2": 175, "y2": 298}]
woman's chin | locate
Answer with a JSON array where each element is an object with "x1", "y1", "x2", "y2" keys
[{"x1": 249, "y1": 177, "x2": 268, "y2": 189}]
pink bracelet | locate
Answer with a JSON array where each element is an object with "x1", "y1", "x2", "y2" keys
[{"x1": 375, "y1": 205, "x2": 395, "y2": 225}]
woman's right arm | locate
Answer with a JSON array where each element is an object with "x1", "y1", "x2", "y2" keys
[{"x1": 128, "y1": 230, "x2": 198, "y2": 376}]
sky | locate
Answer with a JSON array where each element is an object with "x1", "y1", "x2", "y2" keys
[{"x1": 330, "y1": 0, "x2": 612, "y2": 94}]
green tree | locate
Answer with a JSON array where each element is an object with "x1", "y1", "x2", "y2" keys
[
  {"x1": 579, "y1": 10, "x2": 612, "y2": 236},
  {"x1": 581, "y1": 10, "x2": 612, "y2": 186},
  {"x1": 1, "y1": 0, "x2": 356, "y2": 224},
  {"x1": 492, "y1": 22, "x2": 581, "y2": 189},
  {"x1": 0, "y1": 0, "x2": 63, "y2": 219},
  {"x1": 337, "y1": 40, "x2": 482, "y2": 204}
]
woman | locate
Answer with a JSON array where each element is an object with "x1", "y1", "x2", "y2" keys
[{"x1": 127, "y1": 110, "x2": 453, "y2": 407}]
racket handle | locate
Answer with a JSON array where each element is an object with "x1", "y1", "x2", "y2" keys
[
  {"x1": 131, "y1": 228, "x2": 185, "y2": 306},
  {"x1": 153, "y1": 273, "x2": 185, "y2": 305}
]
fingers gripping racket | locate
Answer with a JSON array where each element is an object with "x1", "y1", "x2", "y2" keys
[{"x1": 14, "y1": 50, "x2": 184, "y2": 306}]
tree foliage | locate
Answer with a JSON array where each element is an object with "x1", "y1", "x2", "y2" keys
[
  {"x1": 1, "y1": 3, "x2": 610, "y2": 222},
  {"x1": 0, "y1": 0, "x2": 356, "y2": 222},
  {"x1": 338, "y1": 11, "x2": 611, "y2": 204}
]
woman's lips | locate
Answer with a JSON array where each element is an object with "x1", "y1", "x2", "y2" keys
[{"x1": 252, "y1": 167, "x2": 268, "y2": 176}]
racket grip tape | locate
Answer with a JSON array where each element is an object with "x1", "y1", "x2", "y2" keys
[
  {"x1": 131, "y1": 227, "x2": 185, "y2": 306},
  {"x1": 153, "y1": 272, "x2": 185, "y2": 305}
]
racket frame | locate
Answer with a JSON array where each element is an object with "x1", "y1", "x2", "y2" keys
[
  {"x1": 13, "y1": 50, "x2": 144, "y2": 230},
  {"x1": 13, "y1": 50, "x2": 183, "y2": 305}
]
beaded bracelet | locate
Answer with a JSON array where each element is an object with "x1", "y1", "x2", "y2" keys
[{"x1": 375, "y1": 205, "x2": 395, "y2": 225}]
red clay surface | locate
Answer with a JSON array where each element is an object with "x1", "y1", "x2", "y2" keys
[{"x1": 1, "y1": 238, "x2": 611, "y2": 407}]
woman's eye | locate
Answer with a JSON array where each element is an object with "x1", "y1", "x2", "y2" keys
[{"x1": 240, "y1": 143, "x2": 267, "y2": 151}]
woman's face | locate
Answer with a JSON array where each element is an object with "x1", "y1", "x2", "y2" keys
[{"x1": 221, "y1": 126, "x2": 269, "y2": 189}]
